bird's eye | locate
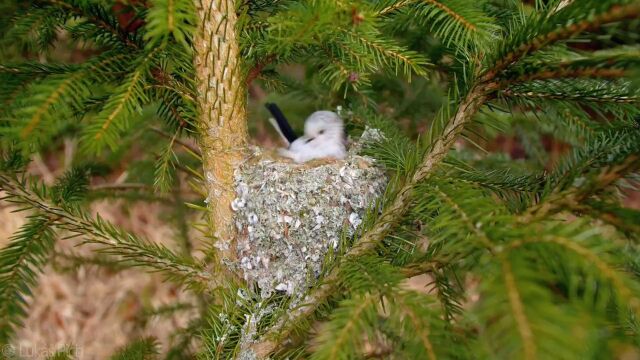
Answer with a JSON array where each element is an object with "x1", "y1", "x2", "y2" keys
[{"x1": 318, "y1": 130, "x2": 325, "y2": 135}]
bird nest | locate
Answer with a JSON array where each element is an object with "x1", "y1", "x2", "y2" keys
[{"x1": 231, "y1": 129, "x2": 387, "y2": 299}]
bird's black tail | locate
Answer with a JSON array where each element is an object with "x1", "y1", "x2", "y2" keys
[{"x1": 265, "y1": 102, "x2": 298, "y2": 144}]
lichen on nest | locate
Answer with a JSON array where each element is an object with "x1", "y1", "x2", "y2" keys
[{"x1": 230, "y1": 129, "x2": 387, "y2": 299}]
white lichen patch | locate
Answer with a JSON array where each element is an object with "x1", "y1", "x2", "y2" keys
[{"x1": 232, "y1": 129, "x2": 387, "y2": 299}]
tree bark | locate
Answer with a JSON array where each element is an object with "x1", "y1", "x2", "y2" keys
[{"x1": 194, "y1": 0, "x2": 248, "y2": 264}]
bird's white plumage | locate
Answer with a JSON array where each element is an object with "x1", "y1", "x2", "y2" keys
[{"x1": 278, "y1": 111, "x2": 347, "y2": 163}]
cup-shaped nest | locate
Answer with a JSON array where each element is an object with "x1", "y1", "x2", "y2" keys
[{"x1": 231, "y1": 129, "x2": 388, "y2": 299}]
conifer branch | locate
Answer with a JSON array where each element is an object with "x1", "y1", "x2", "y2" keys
[
  {"x1": 401, "y1": 261, "x2": 442, "y2": 277},
  {"x1": 42, "y1": 0, "x2": 140, "y2": 49},
  {"x1": 52, "y1": 248, "x2": 130, "y2": 272},
  {"x1": 500, "y1": 256, "x2": 536, "y2": 360},
  {"x1": 109, "y1": 337, "x2": 159, "y2": 360},
  {"x1": 422, "y1": 0, "x2": 477, "y2": 32},
  {"x1": 504, "y1": 67, "x2": 626, "y2": 84},
  {"x1": 89, "y1": 183, "x2": 150, "y2": 191},
  {"x1": 380, "y1": 0, "x2": 496, "y2": 49},
  {"x1": 339, "y1": 28, "x2": 429, "y2": 77},
  {"x1": 520, "y1": 153, "x2": 640, "y2": 223},
  {"x1": 0, "y1": 173, "x2": 212, "y2": 288},
  {"x1": 0, "y1": 63, "x2": 76, "y2": 75},
  {"x1": 501, "y1": 88, "x2": 638, "y2": 103},
  {"x1": 150, "y1": 126, "x2": 201, "y2": 156},
  {"x1": 431, "y1": 185, "x2": 494, "y2": 250},
  {"x1": 395, "y1": 293, "x2": 438, "y2": 360},
  {"x1": 377, "y1": 0, "x2": 415, "y2": 16},
  {"x1": 7, "y1": 52, "x2": 133, "y2": 149},
  {"x1": 0, "y1": 214, "x2": 57, "y2": 343},
  {"x1": 504, "y1": 235, "x2": 640, "y2": 313},
  {"x1": 486, "y1": 2, "x2": 640, "y2": 79},
  {"x1": 144, "y1": 0, "x2": 196, "y2": 49},
  {"x1": 19, "y1": 73, "x2": 83, "y2": 140},
  {"x1": 572, "y1": 203, "x2": 640, "y2": 235},
  {"x1": 317, "y1": 294, "x2": 377, "y2": 360},
  {"x1": 83, "y1": 48, "x2": 160, "y2": 152},
  {"x1": 33, "y1": 1, "x2": 195, "y2": 149},
  {"x1": 379, "y1": 0, "x2": 477, "y2": 31}
]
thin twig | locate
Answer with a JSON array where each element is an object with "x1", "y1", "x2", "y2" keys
[
  {"x1": 245, "y1": 54, "x2": 276, "y2": 86},
  {"x1": 150, "y1": 126, "x2": 202, "y2": 156},
  {"x1": 90, "y1": 182, "x2": 149, "y2": 191}
]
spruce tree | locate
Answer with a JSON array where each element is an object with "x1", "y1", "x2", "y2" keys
[{"x1": 1, "y1": 0, "x2": 640, "y2": 359}]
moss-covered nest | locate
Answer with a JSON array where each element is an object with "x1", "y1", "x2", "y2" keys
[{"x1": 231, "y1": 129, "x2": 387, "y2": 299}]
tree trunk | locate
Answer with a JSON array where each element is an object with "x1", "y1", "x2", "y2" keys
[{"x1": 194, "y1": 0, "x2": 248, "y2": 265}]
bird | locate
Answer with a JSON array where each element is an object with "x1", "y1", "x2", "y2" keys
[
  {"x1": 265, "y1": 102, "x2": 298, "y2": 144},
  {"x1": 266, "y1": 103, "x2": 347, "y2": 163}
]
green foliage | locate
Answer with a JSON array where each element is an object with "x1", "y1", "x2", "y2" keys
[
  {"x1": 153, "y1": 132, "x2": 179, "y2": 193},
  {"x1": 46, "y1": 346, "x2": 76, "y2": 360},
  {"x1": 81, "y1": 48, "x2": 159, "y2": 154},
  {"x1": 145, "y1": 0, "x2": 196, "y2": 50},
  {"x1": 310, "y1": 294, "x2": 380, "y2": 360},
  {"x1": 377, "y1": 0, "x2": 499, "y2": 51},
  {"x1": 1, "y1": 52, "x2": 136, "y2": 152},
  {"x1": 0, "y1": 171, "x2": 211, "y2": 291},
  {"x1": 1, "y1": 6, "x2": 67, "y2": 53},
  {"x1": 1, "y1": 0, "x2": 640, "y2": 359},
  {"x1": 546, "y1": 127, "x2": 640, "y2": 195},
  {"x1": 0, "y1": 215, "x2": 56, "y2": 344},
  {"x1": 239, "y1": 0, "x2": 429, "y2": 93},
  {"x1": 485, "y1": 0, "x2": 640, "y2": 74},
  {"x1": 110, "y1": 337, "x2": 159, "y2": 360}
]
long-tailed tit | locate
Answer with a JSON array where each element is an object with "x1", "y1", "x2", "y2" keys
[
  {"x1": 266, "y1": 102, "x2": 298, "y2": 144},
  {"x1": 266, "y1": 103, "x2": 347, "y2": 163}
]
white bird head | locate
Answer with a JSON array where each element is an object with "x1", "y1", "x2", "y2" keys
[
  {"x1": 303, "y1": 111, "x2": 344, "y2": 141},
  {"x1": 272, "y1": 109, "x2": 347, "y2": 163}
]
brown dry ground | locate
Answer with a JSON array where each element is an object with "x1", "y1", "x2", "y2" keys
[{"x1": 0, "y1": 199, "x2": 198, "y2": 359}]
